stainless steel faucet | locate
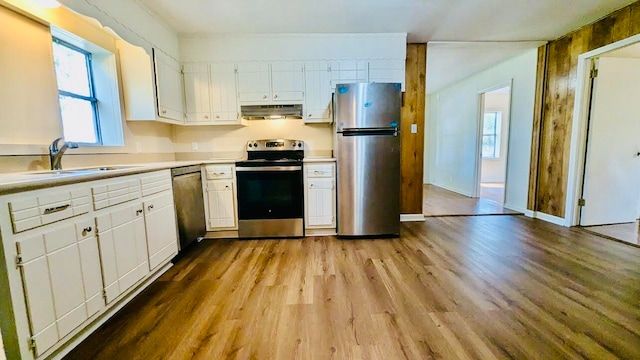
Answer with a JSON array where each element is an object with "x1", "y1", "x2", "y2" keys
[{"x1": 49, "y1": 137, "x2": 79, "y2": 170}]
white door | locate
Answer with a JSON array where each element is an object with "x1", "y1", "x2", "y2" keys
[
  {"x1": 271, "y1": 61, "x2": 305, "y2": 101},
  {"x1": 306, "y1": 179, "x2": 335, "y2": 227},
  {"x1": 580, "y1": 57, "x2": 640, "y2": 226},
  {"x1": 144, "y1": 192, "x2": 179, "y2": 269},
  {"x1": 206, "y1": 180, "x2": 236, "y2": 228},
  {"x1": 153, "y1": 49, "x2": 185, "y2": 122},
  {"x1": 210, "y1": 63, "x2": 239, "y2": 123},
  {"x1": 304, "y1": 61, "x2": 332, "y2": 121},
  {"x1": 183, "y1": 63, "x2": 212, "y2": 123},
  {"x1": 237, "y1": 62, "x2": 270, "y2": 102}
]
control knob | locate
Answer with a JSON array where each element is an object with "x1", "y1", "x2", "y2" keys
[
  {"x1": 254, "y1": 142, "x2": 258, "y2": 148},
  {"x1": 248, "y1": 143, "x2": 253, "y2": 148}
]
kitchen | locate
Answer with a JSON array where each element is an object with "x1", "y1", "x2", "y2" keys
[
  {"x1": 0, "y1": 0, "x2": 423, "y2": 358},
  {"x1": 3, "y1": 0, "x2": 639, "y2": 359}
]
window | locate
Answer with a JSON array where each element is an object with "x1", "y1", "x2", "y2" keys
[
  {"x1": 52, "y1": 37, "x2": 101, "y2": 144},
  {"x1": 482, "y1": 111, "x2": 502, "y2": 159}
]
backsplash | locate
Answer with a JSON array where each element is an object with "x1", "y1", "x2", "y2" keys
[{"x1": 0, "y1": 153, "x2": 175, "y2": 174}]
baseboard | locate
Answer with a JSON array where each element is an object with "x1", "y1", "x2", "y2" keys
[
  {"x1": 428, "y1": 182, "x2": 473, "y2": 197},
  {"x1": 401, "y1": 214, "x2": 426, "y2": 222},
  {"x1": 503, "y1": 203, "x2": 532, "y2": 217},
  {"x1": 533, "y1": 211, "x2": 567, "y2": 226}
]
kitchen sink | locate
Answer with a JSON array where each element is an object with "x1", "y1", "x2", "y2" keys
[{"x1": 26, "y1": 166, "x2": 142, "y2": 175}]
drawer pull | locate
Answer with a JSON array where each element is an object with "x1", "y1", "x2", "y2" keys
[
  {"x1": 43, "y1": 204, "x2": 70, "y2": 215},
  {"x1": 148, "y1": 205, "x2": 154, "y2": 211},
  {"x1": 136, "y1": 209, "x2": 143, "y2": 216},
  {"x1": 82, "y1": 226, "x2": 93, "y2": 236},
  {"x1": 313, "y1": 170, "x2": 323, "y2": 174}
]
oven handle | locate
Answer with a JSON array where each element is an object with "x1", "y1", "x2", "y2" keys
[{"x1": 236, "y1": 166, "x2": 302, "y2": 172}]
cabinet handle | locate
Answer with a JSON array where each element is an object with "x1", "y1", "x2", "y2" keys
[
  {"x1": 308, "y1": 114, "x2": 312, "y2": 117},
  {"x1": 148, "y1": 205, "x2": 154, "y2": 211},
  {"x1": 204, "y1": 115, "x2": 209, "y2": 119},
  {"x1": 43, "y1": 204, "x2": 70, "y2": 215},
  {"x1": 313, "y1": 170, "x2": 323, "y2": 174},
  {"x1": 216, "y1": 115, "x2": 220, "y2": 119},
  {"x1": 82, "y1": 226, "x2": 93, "y2": 236},
  {"x1": 136, "y1": 209, "x2": 143, "y2": 216},
  {"x1": 262, "y1": 95, "x2": 267, "y2": 99},
  {"x1": 225, "y1": 185, "x2": 230, "y2": 189},
  {"x1": 310, "y1": 184, "x2": 314, "y2": 187},
  {"x1": 161, "y1": 110, "x2": 167, "y2": 114},
  {"x1": 213, "y1": 172, "x2": 225, "y2": 175},
  {"x1": 274, "y1": 94, "x2": 278, "y2": 99}
]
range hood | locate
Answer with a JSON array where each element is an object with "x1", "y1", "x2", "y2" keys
[{"x1": 240, "y1": 104, "x2": 303, "y2": 120}]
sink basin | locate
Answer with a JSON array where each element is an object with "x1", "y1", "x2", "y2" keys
[{"x1": 26, "y1": 166, "x2": 141, "y2": 175}]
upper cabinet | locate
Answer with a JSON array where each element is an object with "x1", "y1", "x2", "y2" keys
[
  {"x1": 237, "y1": 61, "x2": 305, "y2": 103},
  {"x1": 304, "y1": 61, "x2": 332, "y2": 123},
  {"x1": 183, "y1": 63, "x2": 212, "y2": 124},
  {"x1": 369, "y1": 60, "x2": 406, "y2": 91},
  {"x1": 153, "y1": 49, "x2": 185, "y2": 123},
  {"x1": 330, "y1": 60, "x2": 369, "y2": 89},
  {"x1": 117, "y1": 42, "x2": 185, "y2": 124},
  {"x1": 210, "y1": 63, "x2": 241, "y2": 124}
]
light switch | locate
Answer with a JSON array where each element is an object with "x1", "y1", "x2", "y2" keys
[
  {"x1": 191, "y1": 142, "x2": 199, "y2": 151},
  {"x1": 411, "y1": 124, "x2": 418, "y2": 134}
]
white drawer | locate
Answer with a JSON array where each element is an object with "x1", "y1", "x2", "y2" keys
[
  {"x1": 306, "y1": 164, "x2": 334, "y2": 178},
  {"x1": 9, "y1": 189, "x2": 91, "y2": 233},
  {"x1": 205, "y1": 165, "x2": 233, "y2": 180}
]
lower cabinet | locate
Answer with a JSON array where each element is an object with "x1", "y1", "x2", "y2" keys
[
  {"x1": 0, "y1": 169, "x2": 179, "y2": 359},
  {"x1": 16, "y1": 217, "x2": 105, "y2": 357},
  {"x1": 203, "y1": 164, "x2": 238, "y2": 231},
  {"x1": 95, "y1": 203, "x2": 149, "y2": 304},
  {"x1": 304, "y1": 162, "x2": 336, "y2": 232},
  {"x1": 143, "y1": 191, "x2": 179, "y2": 269}
]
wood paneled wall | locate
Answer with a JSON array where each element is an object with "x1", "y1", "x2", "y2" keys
[
  {"x1": 529, "y1": 1, "x2": 640, "y2": 217},
  {"x1": 400, "y1": 44, "x2": 426, "y2": 214}
]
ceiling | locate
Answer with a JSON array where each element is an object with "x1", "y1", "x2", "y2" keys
[{"x1": 135, "y1": 0, "x2": 637, "y2": 92}]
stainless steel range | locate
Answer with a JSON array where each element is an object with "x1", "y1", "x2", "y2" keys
[{"x1": 235, "y1": 139, "x2": 305, "y2": 238}]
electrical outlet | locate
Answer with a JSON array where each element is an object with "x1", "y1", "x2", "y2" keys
[
  {"x1": 191, "y1": 142, "x2": 199, "y2": 151},
  {"x1": 411, "y1": 124, "x2": 418, "y2": 134}
]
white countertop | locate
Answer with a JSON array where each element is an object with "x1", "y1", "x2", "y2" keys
[{"x1": 0, "y1": 157, "x2": 334, "y2": 195}]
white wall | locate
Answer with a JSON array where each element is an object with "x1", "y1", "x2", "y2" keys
[
  {"x1": 481, "y1": 92, "x2": 510, "y2": 183},
  {"x1": 425, "y1": 49, "x2": 538, "y2": 213}
]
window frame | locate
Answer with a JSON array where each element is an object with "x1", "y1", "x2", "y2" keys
[
  {"x1": 481, "y1": 111, "x2": 501, "y2": 159},
  {"x1": 52, "y1": 36, "x2": 102, "y2": 145}
]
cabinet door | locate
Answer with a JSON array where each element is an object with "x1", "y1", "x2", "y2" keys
[
  {"x1": 237, "y1": 62, "x2": 271, "y2": 102},
  {"x1": 330, "y1": 60, "x2": 369, "y2": 89},
  {"x1": 206, "y1": 180, "x2": 236, "y2": 229},
  {"x1": 369, "y1": 60, "x2": 405, "y2": 91},
  {"x1": 183, "y1": 63, "x2": 212, "y2": 124},
  {"x1": 96, "y1": 204, "x2": 147, "y2": 303},
  {"x1": 210, "y1": 63, "x2": 240, "y2": 123},
  {"x1": 144, "y1": 192, "x2": 179, "y2": 270},
  {"x1": 306, "y1": 179, "x2": 336, "y2": 228},
  {"x1": 304, "y1": 61, "x2": 332, "y2": 122},
  {"x1": 271, "y1": 61, "x2": 305, "y2": 101},
  {"x1": 153, "y1": 49, "x2": 185, "y2": 122}
]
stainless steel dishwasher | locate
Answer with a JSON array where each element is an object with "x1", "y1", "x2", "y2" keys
[{"x1": 171, "y1": 165, "x2": 206, "y2": 251}]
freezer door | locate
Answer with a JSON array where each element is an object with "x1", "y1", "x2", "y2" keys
[
  {"x1": 337, "y1": 133, "x2": 400, "y2": 236},
  {"x1": 335, "y1": 83, "x2": 402, "y2": 132}
]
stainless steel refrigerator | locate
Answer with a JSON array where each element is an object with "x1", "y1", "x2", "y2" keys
[{"x1": 334, "y1": 83, "x2": 401, "y2": 236}]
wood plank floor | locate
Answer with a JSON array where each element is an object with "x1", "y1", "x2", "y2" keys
[
  {"x1": 583, "y1": 221, "x2": 640, "y2": 247},
  {"x1": 424, "y1": 185, "x2": 520, "y2": 217},
  {"x1": 65, "y1": 216, "x2": 640, "y2": 360}
]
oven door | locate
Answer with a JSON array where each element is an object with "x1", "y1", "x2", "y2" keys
[{"x1": 236, "y1": 166, "x2": 304, "y2": 237}]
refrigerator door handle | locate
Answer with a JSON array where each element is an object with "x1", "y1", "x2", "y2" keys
[{"x1": 342, "y1": 127, "x2": 398, "y2": 137}]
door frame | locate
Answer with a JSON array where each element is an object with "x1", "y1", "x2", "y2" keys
[
  {"x1": 474, "y1": 81, "x2": 513, "y2": 201},
  {"x1": 565, "y1": 33, "x2": 640, "y2": 226}
]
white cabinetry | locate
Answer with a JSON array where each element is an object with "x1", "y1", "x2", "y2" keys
[
  {"x1": 0, "y1": 170, "x2": 179, "y2": 359},
  {"x1": 330, "y1": 60, "x2": 369, "y2": 89},
  {"x1": 183, "y1": 63, "x2": 212, "y2": 124},
  {"x1": 153, "y1": 49, "x2": 185, "y2": 123},
  {"x1": 304, "y1": 163, "x2": 336, "y2": 233},
  {"x1": 369, "y1": 60, "x2": 406, "y2": 91},
  {"x1": 16, "y1": 217, "x2": 104, "y2": 357},
  {"x1": 203, "y1": 165, "x2": 237, "y2": 230},
  {"x1": 210, "y1": 63, "x2": 241, "y2": 124},
  {"x1": 304, "y1": 61, "x2": 333, "y2": 123},
  {"x1": 117, "y1": 40, "x2": 185, "y2": 124},
  {"x1": 237, "y1": 62, "x2": 305, "y2": 104}
]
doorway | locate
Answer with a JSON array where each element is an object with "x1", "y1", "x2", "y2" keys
[
  {"x1": 478, "y1": 85, "x2": 511, "y2": 205},
  {"x1": 577, "y1": 44, "x2": 640, "y2": 246}
]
